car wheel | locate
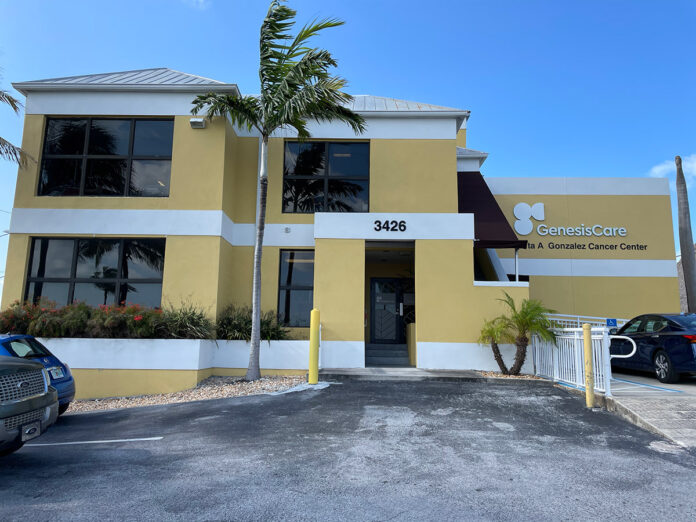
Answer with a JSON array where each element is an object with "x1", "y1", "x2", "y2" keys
[
  {"x1": 58, "y1": 403, "x2": 70, "y2": 415},
  {"x1": 653, "y1": 350, "x2": 679, "y2": 383},
  {"x1": 0, "y1": 440, "x2": 25, "y2": 457}
]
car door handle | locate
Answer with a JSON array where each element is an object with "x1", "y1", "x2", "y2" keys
[{"x1": 651, "y1": 335, "x2": 659, "y2": 338}]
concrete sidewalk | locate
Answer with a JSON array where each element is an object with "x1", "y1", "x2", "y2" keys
[{"x1": 609, "y1": 372, "x2": 696, "y2": 448}]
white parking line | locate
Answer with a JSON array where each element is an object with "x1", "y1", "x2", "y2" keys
[{"x1": 26, "y1": 436, "x2": 163, "y2": 447}]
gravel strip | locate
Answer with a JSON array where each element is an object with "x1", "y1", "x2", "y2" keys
[
  {"x1": 478, "y1": 370, "x2": 542, "y2": 380},
  {"x1": 66, "y1": 375, "x2": 306, "y2": 414}
]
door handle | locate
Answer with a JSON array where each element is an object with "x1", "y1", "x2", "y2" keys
[
  {"x1": 651, "y1": 334, "x2": 659, "y2": 338},
  {"x1": 399, "y1": 303, "x2": 403, "y2": 316}
]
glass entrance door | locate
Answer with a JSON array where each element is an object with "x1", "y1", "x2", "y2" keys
[{"x1": 370, "y1": 278, "x2": 414, "y2": 344}]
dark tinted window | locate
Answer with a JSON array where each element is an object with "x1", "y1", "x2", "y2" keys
[
  {"x1": 644, "y1": 316, "x2": 669, "y2": 334},
  {"x1": 328, "y1": 142, "x2": 369, "y2": 177},
  {"x1": 283, "y1": 141, "x2": 369, "y2": 213},
  {"x1": 3, "y1": 338, "x2": 51, "y2": 358},
  {"x1": 44, "y1": 119, "x2": 86, "y2": 155},
  {"x1": 84, "y1": 159, "x2": 128, "y2": 196},
  {"x1": 39, "y1": 118, "x2": 173, "y2": 197},
  {"x1": 130, "y1": 160, "x2": 171, "y2": 197},
  {"x1": 665, "y1": 315, "x2": 696, "y2": 330},
  {"x1": 25, "y1": 237, "x2": 165, "y2": 308},
  {"x1": 284, "y1": 142, "x2": 325, "y2": 176},
  {"x1": 277, "y1": 250, "x2": 314, "y2": 327},
  {"x1": 122, "y1": 239, "x2": 166, "y2": 279},
  {"x1": 88, "y1": 119, "x2": 130, "y2": 155},
  {"x1": 133, "y1": 120, "x2": 174, "y2": 156},
  {"x1": 621, "y1": 318, "x2": 644, "y2": 334},
  {"x1": 30, "y1": 239, "x2": 74, "y2": 278},
  {"x1": 39, "y1": 159, "x2": 82, "y2": 196},
  {"x1": 75, "y1": 239, "x2": 120, "y2": 278}
]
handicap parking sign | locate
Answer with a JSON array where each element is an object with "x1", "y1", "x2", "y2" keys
[{"x1": 606, "y1": 318, "x2": 617, "y2": 327}]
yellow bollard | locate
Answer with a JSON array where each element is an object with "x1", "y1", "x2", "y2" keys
[
  {"x1": 583, "y1": 323, "x2": 594, "y2": 408},
  {"x1": 308, "y1": 309, "x2": 320, "y2": 385}
]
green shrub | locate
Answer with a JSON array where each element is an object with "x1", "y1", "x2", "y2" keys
[
  {"x1": 216, "y1": 305, "x2": 290, "y2": 341},
  {"x1": 0, "y1": 301, "x2": 40, "y2": 334},
  {"x1": 155, "y1": 304, "x2": 215, "y2": 339}
]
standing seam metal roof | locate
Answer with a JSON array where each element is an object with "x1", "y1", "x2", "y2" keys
[
  {"x1": 17, "y1": 68, "x2": 226, "y2": 86},
  {"x1": 347, "y1": 95, "x2": 467, "y2": 113}
]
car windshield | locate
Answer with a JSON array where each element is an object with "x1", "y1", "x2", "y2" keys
[
  {"x1": 665, "y1": 315, "x2": 696, "y2": 330},
  {"x1": 2, "y1": 337, "x2": 51, "y2": 358}
]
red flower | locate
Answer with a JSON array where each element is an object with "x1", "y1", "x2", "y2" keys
[{"x1": 134, "y1": 315, "x2": 143, "y2": 322}]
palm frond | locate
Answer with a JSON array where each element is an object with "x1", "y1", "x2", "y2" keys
[
  {"x1": 286, "y1": 17, "x2": 344, "y2": 59},
  {"x1": 0, "y1": 136, "x2": 26, "y2": 166},
  {"x1": 253, "y1": 1, "x2": 365, "y2": 139},
  {"x1": 259, "y1": 1, "x2": 297, "y2": 95},
  {"x1": 0, "y1": 89, "x2": 22, "y2": 114},
  {"x1": 191, "y1": 93, "x2": 262, "y2": 133}
]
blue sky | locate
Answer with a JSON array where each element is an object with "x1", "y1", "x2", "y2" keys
[{"x1": 0, "y1": 0, "x2": 695, "y2": 292}]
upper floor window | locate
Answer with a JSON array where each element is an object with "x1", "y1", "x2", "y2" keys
[
  {"x1": 282, "y1": 141, "x2": 369, "y2": 213},
  {"x1": 25, "y1": 237, "x2": 165, "y2": 308},
  {"x1": 38, "y1": 118, "x2": 174, "y2": 197}
]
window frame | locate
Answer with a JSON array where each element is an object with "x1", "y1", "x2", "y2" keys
[
  {"x1": 276, "y1": 249, "x2": 315, "y2": 327},
  {"x1": 38, "y1": 117, "x2": 174, "y2": 197},
  {"x1": 282, "y1": 141, "x2": 370, "y2": 214},
  {"x1": 24, "y1": 237, "x2": 166, "y2": 307}
]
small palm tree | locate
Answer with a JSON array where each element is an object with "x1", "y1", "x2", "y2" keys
[
  {"x1": 478, "y1": 317, "x2": 513, "y2": 374},
  {"x1": 479, "y1": 292, "x2": 556, "y2": 375},
  {"x1": 1, "y1": 84, "x2": 25, "y2": 165},
  {"x1": 192, "y1": 0, "x2": 365, "y2": 381}
]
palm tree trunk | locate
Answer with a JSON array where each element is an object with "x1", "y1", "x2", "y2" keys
[
  {"x1": 509, "y1": 339, "x2": 528, "y2": 375},
  {"x1": 246, "y1": 136, "x2": 269, "y2": 381},
  {"x1": 490, "y1": 341, "x2": 510, "y2": 374},
  {"x1": 676, "y1": 156, "x2": 696, "y2": 312}
]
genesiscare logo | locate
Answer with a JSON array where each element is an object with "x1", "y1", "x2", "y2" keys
[
  {"x1": 513, "y1": 202, "x2": 544, "y2": 235},
  {"x1": 513, "y1": 202, "x2": 628, "y2": 238}
]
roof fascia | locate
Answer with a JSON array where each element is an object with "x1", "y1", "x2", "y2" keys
[{"x1": 12, "y1": 83, "x2": 241, "y2": 96}]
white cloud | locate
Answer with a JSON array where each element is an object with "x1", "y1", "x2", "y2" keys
[
  {"x1": 181, "y1": 0, "x2": 211, "y2": 9},
  {"x1": 648, "y1": 154, "x2": 696, "y2": 186}
]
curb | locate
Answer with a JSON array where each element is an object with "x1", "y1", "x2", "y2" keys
[
  {"x1": 605, "y1": 396, "x2": 686, "y2": 448},
  {"x1": 317, "y1": 372, "x2": 553, "y2": 385}
]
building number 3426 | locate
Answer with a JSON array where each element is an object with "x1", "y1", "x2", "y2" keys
[{"x1": 374, "y1": 219, "x2": 407, "y2": 232}]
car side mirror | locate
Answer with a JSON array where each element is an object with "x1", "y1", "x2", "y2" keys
[{"x1": 609, "y1": 328, "x2": 618, "y2": 335}]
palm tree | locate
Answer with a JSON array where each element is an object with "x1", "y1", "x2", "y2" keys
[
  {"x1": 478, "y1": 318, "x2": 513, "y2": 374},
  {"x1": 0, "y1": 84, "x2": 25, "y2": 165},
  {"x1": 192, "y1": 0, "x2": 365, "y2": 381},
  {"x1": 676, "y1": 156, "x2": 696, "y2": 312},
  {"x1": 479, "y1": 292, "x2": 556, "y2": 375}
]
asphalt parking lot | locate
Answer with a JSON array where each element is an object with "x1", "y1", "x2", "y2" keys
[{"x1": 2, "y1": 380, "x2": 696, "y2": 521}]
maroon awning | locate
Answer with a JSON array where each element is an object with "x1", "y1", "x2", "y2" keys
[{"x1": 457, "y1": 171, "x2": 527, "y2": 249}]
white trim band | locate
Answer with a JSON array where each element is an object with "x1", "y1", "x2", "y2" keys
[
  {"x1": 10, "y1": 208, "x2": 316, "y2": 247},
  {"x1": 314, "y1": 212, "x2": 475, "y2": 240},
  {"x1": 498, "y1": 257, "x2": 677, "y2": 277},
  {"x1": 486, "y1": 177, "x2": 670, "y2": 196}
]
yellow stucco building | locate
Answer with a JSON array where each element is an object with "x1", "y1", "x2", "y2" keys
[{"x1": 1, "y1": 68, "x2": 679, "y2": 380}]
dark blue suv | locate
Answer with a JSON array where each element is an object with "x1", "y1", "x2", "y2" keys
[{"x1": 0, "y1": 335, "x2": 75, "y2": 415}]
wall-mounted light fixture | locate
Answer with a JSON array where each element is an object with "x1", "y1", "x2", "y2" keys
[{"x1": 190, "y1": 117, "x2": 206, "y2": 129}]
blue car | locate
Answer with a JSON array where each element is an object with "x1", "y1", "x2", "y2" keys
[
  {"x1": 0, "y1": 334, "x2": 75, "y2": 415},
  {"x1": 610, "y1": 313, "x2": 696, "y2": 383}
]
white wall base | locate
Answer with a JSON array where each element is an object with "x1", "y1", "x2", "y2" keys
[
  {"x1": 319, "y1": 341, "x2": 365, "y2": 369},
  {"x1": 42, "y1": 338, "x2": 533, "y2": 374},
  {"x1": 417, "y1": 342, "x2": 534, "y2": 374}
]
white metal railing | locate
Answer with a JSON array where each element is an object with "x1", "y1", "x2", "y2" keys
[
  {"x1": 532, "y1": 327, "x2": 636, "y2": 397},
  {"x1": 546, "y1": 314, "x2": 628, "y2": 329}
]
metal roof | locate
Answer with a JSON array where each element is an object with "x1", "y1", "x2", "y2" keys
[
  {"x1": 347, "y1": 95, "x2": 468, "y2": 114},
  {"x1": 456, "y1": 147, "x2": 488, "y2": 159},
  {"x1": 13, "y1": 68, "x2": 239, "y2": 95}
]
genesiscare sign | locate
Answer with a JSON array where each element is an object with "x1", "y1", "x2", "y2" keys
[{"x1": 513, "y1": 202, "x2": 648, "y2": 252}]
